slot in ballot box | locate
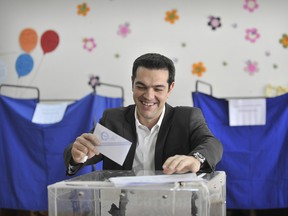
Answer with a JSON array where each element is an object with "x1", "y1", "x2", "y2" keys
[{"x1": 48, "y1": 170, "x2": 226, "y2": 216}]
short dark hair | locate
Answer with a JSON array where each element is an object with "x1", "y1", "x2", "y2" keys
[{"x1": 132, "y1": 53, "x2": 175, "y2": 87}]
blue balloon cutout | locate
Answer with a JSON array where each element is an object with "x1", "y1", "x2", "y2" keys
[{"x1": 15, "y1": 53, "x2": 34, "y2": 77}]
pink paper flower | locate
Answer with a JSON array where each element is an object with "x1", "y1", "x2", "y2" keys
[
  {"x1": 243, "y1": 0, "x2": 259, "y2": 13},
  {"x1": 83, "y1": 38, "x2": 96, "y2": 52},
  {"x1": 245, "y1": 28, "x2": 260, "y2": 43},
  {"x1": 118, "y1": 23, "x2": 131, "y2": 37},
  {"x1": 244, "y1": 60, "x2": 259, "y2": 75}
]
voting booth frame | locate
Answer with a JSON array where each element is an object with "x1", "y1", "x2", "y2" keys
[{"x1": 48, "y1": 170, "x2": 226, "y2": 216}]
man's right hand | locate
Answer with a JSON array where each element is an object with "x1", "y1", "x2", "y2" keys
[{"x1": 71, "y1": 133, "x2": 101, "y2": 164}]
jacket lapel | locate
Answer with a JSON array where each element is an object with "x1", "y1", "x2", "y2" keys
[
  {"x1": 154, "y1": 104, "x2": 174, "y2": 170},
  {"x1": 122, "y1": 105, "x2": 137, "y2": 170}
]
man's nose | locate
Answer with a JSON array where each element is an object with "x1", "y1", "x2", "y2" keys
[{"x1": 143, "y1": 88, "x2": 154, "y2": 99}]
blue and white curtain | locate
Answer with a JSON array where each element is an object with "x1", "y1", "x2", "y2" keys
[
  {"x1": 0, "y1": 93, "x2": 123, "y2": 210},
  {"x1": 192, "y1": 92, "x2": 288, "y2": 209}
]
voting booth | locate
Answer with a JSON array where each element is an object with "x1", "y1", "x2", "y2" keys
[{"x1": 48, "y1": 170, "x2": 226, "y2": 216}]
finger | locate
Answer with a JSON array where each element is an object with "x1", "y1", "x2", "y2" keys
[
  {"x1": 76, "y1": 133, "x2": 99, "y2": 154},
  {"x1": 71, "y1": 133, "x2": 100, "y2": 163},
  {"x1": 174, "y1": 159, "x2": 189, "y2": 173},
  {"x1": 162, "y1": 155, "x2": 179, "y2": 169},
  {"x1": 162, "y1": 155, "x2": 183, "y2": 174},
  {"x1": 165, "y1": 155, "x2": 183, "y2": 170},
  {"x1": 71, "y1": 142, "x2": 88, "y2": 163},
  {"x1": 82, "y1": 133, "x2": 100, "y2": 146},
  {"x1": 163, "y1": 155, "x2": 201, "y2": 174},
  {"x1": 175, "y1": 157, "x2": 201, "y2": 173},
  {"x1": 83, "y1": 133, "x2": 101, "y2": 155}
]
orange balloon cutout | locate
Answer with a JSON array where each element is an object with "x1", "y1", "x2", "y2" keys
[
  {"x1": 19, "y1": 28, "x2": 38, "y2": 53},
  {"x1": 41, "y1": 30, "x2": 59, "y2": 54}
]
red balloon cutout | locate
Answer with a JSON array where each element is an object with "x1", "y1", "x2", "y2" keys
[{"x1": 41, "y1": 30, "x2": 59, "y2": 54}]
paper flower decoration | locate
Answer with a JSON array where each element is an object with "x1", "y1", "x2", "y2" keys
[
  {"x1": 78, "y1": 3, "x2": 90, "y2": 16},
  {"x1": 165, "y1": 9, "x2": 179, "y2": 24},
  {"x1": 279, "y1": 34, "x2": 288, "y2": 48},
  {"x1": 244, "y1": 60, "x2": 258, "y2": 75},
  {"x1": 118, "y1": 23, "x2": 131, "y2": 37},
  {"x1": 243, "y1": 0, "x2": 259, "y2": 13},
  {"x1": 88, "y1": 75, "x2": 100, "y2": 91},
  {"x1": 245, "y1": 28, "x2": 260, "y2": 43},
  {"x1": 83, "y1": 38, "x2": 96, "y2": 52},
  {"x1": 192, "y1": 62, "x2": 206, "y2": 77},
  {"x1": 208, "y1": 16, "x2": 222, "y2": 30}
]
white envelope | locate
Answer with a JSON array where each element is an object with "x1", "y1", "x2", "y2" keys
[
  {"x1": 109, "y1": 173, "x2": 200, "y2": 187},
  {"x1": 93, "y1": 123, "x2": 132, "y2": 166}
]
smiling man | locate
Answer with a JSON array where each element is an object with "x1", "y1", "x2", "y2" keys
[{"x1": 64, "y1": 53, "x2": 223, "y2": 175}]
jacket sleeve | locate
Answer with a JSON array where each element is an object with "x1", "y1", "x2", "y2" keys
[{"x1": 187, "y1": 107, "x2": 223, "y2": 172}]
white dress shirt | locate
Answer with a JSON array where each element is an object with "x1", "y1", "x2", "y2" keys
[{"x1": 132, "y1": 106, "x2": 165, "y2": 173}]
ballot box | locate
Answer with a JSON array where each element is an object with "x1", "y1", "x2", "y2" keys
[{"x1": 48, "y1": 170, "x2": 226, "y2": 216}]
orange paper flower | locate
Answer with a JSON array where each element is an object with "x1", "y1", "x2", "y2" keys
[
  {"x1": 165, "y1": 9, "x2": 179, "y2": 24},
  {"x1": 78, "y1": 3, "x2": 90, "y2": 16},
  {"x1": 192, "y1": 62, "x2": 206, "y2": 77},
  {"x1": 279, "y1": 34, "x2": 288, "y2": 48}
]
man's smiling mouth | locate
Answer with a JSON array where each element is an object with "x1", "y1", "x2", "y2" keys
[{"x1": 141, "y1": 101, "x2": 156, "y2": 107}]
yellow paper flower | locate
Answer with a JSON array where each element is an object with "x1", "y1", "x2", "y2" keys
[
  {"x1": 165, "y1": 9, "x2": 179, "y2": 24},
  {"x1": 192, "y1": 62, "x2": 206, "y2": 77},
  {"x1": 78, "y1": 3, "x2": 90, "y2": 16}
]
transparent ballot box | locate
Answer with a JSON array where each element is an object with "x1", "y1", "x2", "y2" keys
[{"x1": 48, "y1": 170, "x2": 226, "y2": 216}]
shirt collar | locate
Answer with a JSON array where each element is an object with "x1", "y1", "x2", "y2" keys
[{"x1": 134, "y1": 105, "x2": 166, "y2": 129}]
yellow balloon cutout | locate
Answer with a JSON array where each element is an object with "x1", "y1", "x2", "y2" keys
[{"x1": 19, "y1": 28, "x2": 38, "y2": 53}]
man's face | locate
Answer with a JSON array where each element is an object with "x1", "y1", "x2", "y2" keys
[{"x1": 132, "y1": 66, "x2": 174, "y2": 126}]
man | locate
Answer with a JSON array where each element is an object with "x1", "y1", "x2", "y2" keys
[{"x1": 64, "y1": 53, "x2": 223, "y2": 176}]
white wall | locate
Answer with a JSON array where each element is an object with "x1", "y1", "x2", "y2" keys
[{"x1": 0, "y1": 0, "x2": 287, "y2": 106}]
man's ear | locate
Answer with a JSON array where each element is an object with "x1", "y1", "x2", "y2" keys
[
  {"x1": 169, "y1": 82, "x2": 175, "y2": 93},
  {"x1": 131, "y1": 76, "x2": 134, "y2": 90}
]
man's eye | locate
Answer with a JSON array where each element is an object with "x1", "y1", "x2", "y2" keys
[
  {"x1": 155, "y1": 88, "x2": 164, "y2": 92},
  {"x1": 136, "y1": 86, "x2": 145, "y2": 90}
]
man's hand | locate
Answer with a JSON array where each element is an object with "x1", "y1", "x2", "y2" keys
[
  {"x1": 162, "y1": 155, "x2": 201, "y2": 174},
  {"x1": 71, "y1": 133, "x2": 100, "y2": 164}
]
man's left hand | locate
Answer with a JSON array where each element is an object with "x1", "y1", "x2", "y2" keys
[{"x1": 162, "y1": 155, "x2": 201, "y2": 174}]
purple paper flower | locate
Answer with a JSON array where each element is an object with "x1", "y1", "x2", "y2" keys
[{"x1": 208, "y1": 16, "x2": 222, "y2": 30}]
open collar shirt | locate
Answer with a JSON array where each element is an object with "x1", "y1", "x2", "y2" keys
[{"x1": 132, "y1": 106, "x2": 165, "y2": 173}]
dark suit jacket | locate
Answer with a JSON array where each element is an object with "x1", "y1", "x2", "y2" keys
[{"x1": 64, "y1": 103, "x2": 223, "y2": 173}]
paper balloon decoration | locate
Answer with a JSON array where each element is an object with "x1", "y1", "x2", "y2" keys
[
  {"x1": 15, "y1": 53, "x2": 34, "y2": 77},
  {"x1": 41, "y1": 30, "x2": 59, "y2": 54},
  {"x1": 19, "y1": 28, "x2": 38, "y2": 53}
]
